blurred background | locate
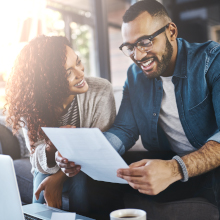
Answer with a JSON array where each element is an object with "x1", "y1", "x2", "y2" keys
[{"x1": 0, "y1": 0, "x2": 220, "y2": 112}]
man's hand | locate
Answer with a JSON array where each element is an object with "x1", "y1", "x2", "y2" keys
[
  {"x1": 35, "y1": 170, "x2": 67, "y2": 208},
  {"x1": 117, "y1": 159, "x2": 183, "y2": 195},
  {"x1": 55, "y1": 151, "x2": 81, "y2": 177}
]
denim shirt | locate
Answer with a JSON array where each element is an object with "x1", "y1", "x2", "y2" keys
[{"x1": 105, "y1": 38, "x2": 220, "y2": 155}]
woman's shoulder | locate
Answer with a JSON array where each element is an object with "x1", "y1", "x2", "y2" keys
[
  {"x1": 78, "y1": 77, "x2": 113, "y2": 103},
  {"x1": 85, "y1": 77, "x2": 112, "y2": 91}
]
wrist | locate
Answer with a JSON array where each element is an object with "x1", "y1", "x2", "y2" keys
[
  {"x1": 58, "y1": 170, "x2": 69, "y2": 182},
  {"x1": 53, "y1": 170, "x2": 69, "y2": 184},
  {"x1": 168, "y1": 159, "x2": 184, "y2": 182},
  {"x1": 172, "y1": 155, "x2": 189, "y2": 182},
  {"x1": 46, "y1": 144, "x2": 57, "y2": 167}
]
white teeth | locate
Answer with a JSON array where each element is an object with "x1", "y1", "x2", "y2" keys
[
  {"x1": 75, "y1": 80, "x2": 84, "y2": 87},
  {"x1": 142, "y1": 59, "x2": 153, "y2": 67}
]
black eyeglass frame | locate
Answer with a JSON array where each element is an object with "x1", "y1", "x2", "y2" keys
[{"x1": 119, "y1": 23, "x2": 170, "y2": 55}]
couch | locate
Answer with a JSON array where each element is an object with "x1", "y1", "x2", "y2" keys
[{"x1": 0, "y1": 87, "x2": 219, "y2": 220}]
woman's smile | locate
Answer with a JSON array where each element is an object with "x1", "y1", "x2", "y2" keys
[{"x1": 74, "y1": 79, "x2": 86, "y2": 88}]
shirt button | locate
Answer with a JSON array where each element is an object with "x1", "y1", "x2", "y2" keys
[
  {"x1": 153, "y1": 113, "x2": 156, "y2": 116},
  {"x1": 153, "y1": 137, "x2": 157, "y2": 141}
]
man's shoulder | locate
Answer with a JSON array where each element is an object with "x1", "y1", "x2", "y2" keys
[
  {"x1": 179, "y1": 38, "x2": 220, "y2": 57},
  {"x1": 178, "y1": 38, "x2": 220, "y2": 77}
]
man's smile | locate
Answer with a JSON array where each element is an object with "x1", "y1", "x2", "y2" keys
[{"x1": 137, "y1": 57, "x2": 156, "y2": 72}]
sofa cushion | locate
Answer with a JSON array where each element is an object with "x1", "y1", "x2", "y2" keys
[
  {"x1": 14, "y1": 158, "x2": 33, "y2": 204},
  {"x1": 0, "y1": 116, "x2": 29, "y2": 158},
  {"x1": 124, "y1": 193, "x2": 219, "y2": 220},
  {"x1": 0, "y1": 123, "x2": 20, "y2": 160}
]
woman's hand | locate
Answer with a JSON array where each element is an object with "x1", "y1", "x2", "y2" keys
[
  {"x1": 60, "y1": 125, "x2": 76, "y2": 129},
  {"x1": 55, "y1": 151, "x2": 81, "y2": 177},
  {"x1": 35, "y1": 170, "x2": 68, "y2": 208},
  {"x1": 46, "y1": 125, "x2": 76, "y2": 167},
  {"x1": 56, "y1": 125, "x2": 81, "y2": 177}
]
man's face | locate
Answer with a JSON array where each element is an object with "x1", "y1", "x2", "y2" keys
[{"x1": 121, "y1": 12, "x2": 173, "y2": 78}]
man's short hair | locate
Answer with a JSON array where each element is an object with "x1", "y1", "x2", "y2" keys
[{"x1": 123, "y1": 0, "x2": 170, "y2": 23}]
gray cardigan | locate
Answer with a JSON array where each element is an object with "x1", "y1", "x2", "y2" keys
[{"x1": 22, "y1": 77, "x2": 116, "y2": 174}]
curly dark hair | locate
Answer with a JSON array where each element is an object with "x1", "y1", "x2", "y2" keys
[{"x1": 4, "y1": 35, "x2": 72, "y2": 147}]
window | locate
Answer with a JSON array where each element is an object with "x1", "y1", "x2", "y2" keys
[
  {"x1": 45, "y1": 8, "x2": 65, "y2": 36},
  {"x1": 46, "y1": 0, "x2": 97, "y2": 77},
  {"x1": 107, "y1": 0, "x2": 133, "y2": 87}
]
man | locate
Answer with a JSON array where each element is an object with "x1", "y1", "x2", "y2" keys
[{"x1": 56, "y1": 0, "x2": 220, "y2": 218}]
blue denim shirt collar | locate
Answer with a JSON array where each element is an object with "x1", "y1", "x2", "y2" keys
[{"x1": 172, "y1": 38, "x2": 187, "y2": 79}]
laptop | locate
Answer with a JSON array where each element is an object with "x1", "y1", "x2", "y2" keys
[{"x1": 0, "y1": 155, "x2": 94, "y2": 220}]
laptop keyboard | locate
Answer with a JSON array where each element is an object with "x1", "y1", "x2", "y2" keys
[{"x1": 24, "y1": 213, "x2": 42, "y2": 220}]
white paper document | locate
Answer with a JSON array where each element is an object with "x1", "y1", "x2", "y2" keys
[
  {"x1": 51, "y1": 213, "x2": 76, "y2": 220},
  {"x1": 42, "y1": 127, "x2": 129, "y2": 184}
]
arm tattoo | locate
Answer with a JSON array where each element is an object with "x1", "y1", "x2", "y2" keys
[{"x1": 182, "y1": 141, "x2": 220, "y2": 177}]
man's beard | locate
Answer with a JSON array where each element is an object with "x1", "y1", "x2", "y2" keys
[{"x1": 147, "y1": 35, "x2": 173, "y2": 78}]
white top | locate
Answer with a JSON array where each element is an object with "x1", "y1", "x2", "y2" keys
[
  {"x1": 22, "y1": 77, "x2": 116, "y2": 175},
  {"x1": 158, "y1": 76, "x2": 197, "y2": 156}
]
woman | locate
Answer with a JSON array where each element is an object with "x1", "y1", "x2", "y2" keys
[{"x1": 5, "y1": 35, "x2": 116, "y2": 209}]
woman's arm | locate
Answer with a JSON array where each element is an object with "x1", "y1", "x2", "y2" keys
[
  {"x1": 90, "y1": 81, "x2": 116, "y2": 131},
  {"x1": 45, "y1": 142, "x2": 57, "y2": 168},
  {"x1": 22, "y1": 126, "x2": 59, "y2": 174},
  {"x1": 35, "y1": 170, "x2": 69, "y2": 208}
]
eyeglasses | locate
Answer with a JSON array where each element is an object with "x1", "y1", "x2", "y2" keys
[{"x1": 119, "y1": 23, "x2": 170, "y2": 57}]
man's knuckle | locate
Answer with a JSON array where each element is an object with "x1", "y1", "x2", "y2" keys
[
  {"x1": 138, "y1": 189, "x2": 145, "y2": 194},
  {"x1": 130, "y1": 162, "x2": 135, "y2": 167},
  {"x1": 151, "y1": 189, "x2": 157, "y2": 195},
  {"x1": 130, "y1": 178, "x2": 138, "y2": 184},
  {"x1": 147, "y1": 181, "x2": 153, "y2": 188},
  {"x1": 124, "y1": 170, "x2": 130, "y2": 176},
  {"x1": 125, "y1": 176, "x2": 131, "y2": 182},
  {"x1": 148, "y1": 168, "x2": 155, "y2": 176},
  {"x1": 144, "y1": 169, "x2": 149, "y2": 176},
  {"x1": 133, "y1": 184, "x2": 139, "y2": 190}
]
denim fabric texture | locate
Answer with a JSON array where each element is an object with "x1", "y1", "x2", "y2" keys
[{"x1": 107, "y1": 38, "x2": 220, "y2": 153}]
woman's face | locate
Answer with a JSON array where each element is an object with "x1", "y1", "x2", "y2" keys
[{"x1": 65, "y1": 46, "x2": 89, "y2": 95}]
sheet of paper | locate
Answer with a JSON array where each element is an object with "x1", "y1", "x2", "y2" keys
[
  {"x1": 42, "y1": 127, "x2": 128, "y2": 184},
  {"x1": 51, "y1": 213, "x2": 75, "y2": 220}
]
